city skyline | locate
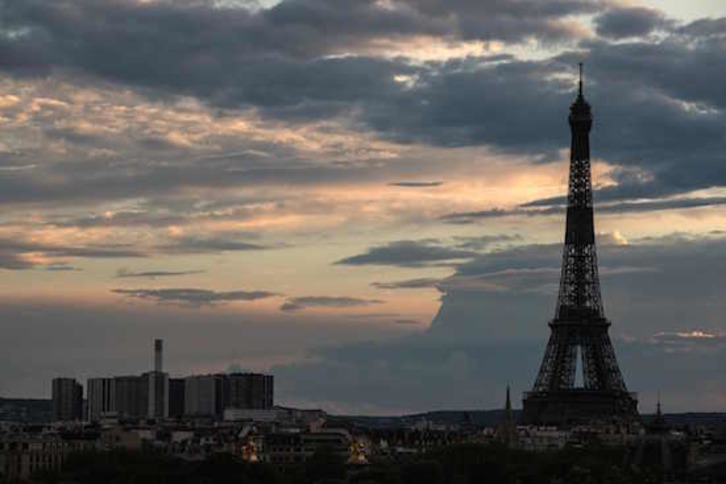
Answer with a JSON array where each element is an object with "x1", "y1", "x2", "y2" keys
[{"x1": 1, "y1": 0, "x2": 726, "y2": 415}]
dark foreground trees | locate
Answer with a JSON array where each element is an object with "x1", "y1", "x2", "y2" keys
[{"x1": 31, "y1": 443, "x2": 664, "y2": 484}]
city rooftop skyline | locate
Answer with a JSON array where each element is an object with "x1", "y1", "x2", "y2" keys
[{"x1": 1, "y1": 0, "x2": 726, "y2": 415}]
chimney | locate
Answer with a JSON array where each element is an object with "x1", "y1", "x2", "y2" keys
[{"x1": 154, "y1": 339, "x2": 163, "y2": 373}]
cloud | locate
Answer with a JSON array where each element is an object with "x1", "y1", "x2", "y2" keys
[
  {"x1": 442, "y1": 196, "x2": 726, "y2": 223},
  {"x1": 394, "y1": 319, "x2": 422, "y2": 325},
  {"x1": 275, "y1": 234, "x2": 726, "y2": 413},
  {"x1": 388, "y1": 181, "x2": 443, "y2": 188},
  {"x1": 452, "y1": 234, "x2": 522, "y2": 250},
  {"x1": 45, "y1": 264, "x2": 81, "y2": 272},
  {"x1": 115, "y1": 269, "x2": 206, "y2": 279},
  {"x1": 371, "y1": 278, "x2": 443, "y2": 290},
  {"x1": 3, "y1": 17, "x2": 726, "y2": 211},
  {"x1": 280, "y1": 296, "x2": 385, "y2": 312},
  {"x1": 112, "y1": 288, "x2": 279, "y2": 307},
  {"x1": 341, "y1": 236, "x2": 523, "y2": 270},
  {"x1": 653, "y1": 330, "x2": 718, "y2": 342},
  {"x1": 0, "y1": 237, "x2": 146, "y2": 270},
  {"x1": 0, "y1": 253, "x2": 35, "y2": 271},
  {"x1": 158, "y1": 235, "x2": 268, "y2": 254},
  {"x1": 0, "y1": 0, "x2": 601, "y2": 86},
  {"x1": 50, "y1": 211, "x2": 187, "y2": 229},
  {"x1": 677, "y1": 18, "x2": 726, "y2": 39},
  {"x1": 0, "y1": 298, "x2": 408, "y2": 401},
  {"x1": 594, "y1": 7, "x2": 670, "y2": 39},
  {"x1": 336, "y1": 239, "x2": 479, "y2": 268}
]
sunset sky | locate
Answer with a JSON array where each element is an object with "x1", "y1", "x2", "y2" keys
[{"x1": 1, "y1": 0, "x2": 726, "y2": 415}]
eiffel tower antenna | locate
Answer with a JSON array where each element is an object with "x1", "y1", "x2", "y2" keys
[{"x1": 579, "y1": 62, "x2": 584, "y2": 96}]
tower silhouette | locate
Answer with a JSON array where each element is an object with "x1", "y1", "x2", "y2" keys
[{"x1": 521, "y1": 65, "x2": 638, "y2": 425}]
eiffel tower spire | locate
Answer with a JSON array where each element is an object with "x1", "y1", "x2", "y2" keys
[{"x1": 522, "y1": 65, "x2": 638, "y2": 426}]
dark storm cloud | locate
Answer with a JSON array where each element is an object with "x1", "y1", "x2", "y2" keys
[
  {"x1": 0, "y1": 298, "x2": 405, "y2": 399},
  {"x1": 594, "y1": 7, "x2": 670, "y2": 39},
  {"x1": 0, "y1": 0, "x2": 599, "y2": 82},
  {"x1": 115, "y1": 268, "x2": 206, "y2": 279},
  {"x1": 677, "y1": 18, "x2": 726, "y2": 39},
  {"x1": 112, "y1": 287, "x2": 279, "y2": 306},
  {"x1": 336, "y1": 240, "x2": 479, "y2": 268},
  {"x1": 275, "y1": 335, "x2": 726, "y2": 413},
  {"x1": 275, "y1": 234, "x2": 726, "y2": 412},
  {"x1": 1, "y1": 0, "x2": 725, "y2": 208},
  {"x1": 280, "y1": 296, "x2": 384, "y2": 312},
  {"x1": 427, "y1": 235, "x2": 726, "y2": 342}
]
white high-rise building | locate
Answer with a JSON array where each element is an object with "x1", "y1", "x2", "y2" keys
[{"x1": 87, "y1": 377, "x2": 116, "y2": 422}]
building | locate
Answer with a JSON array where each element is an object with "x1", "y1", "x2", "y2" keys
[
  {"x1": 147, "y1": 339, "x2": 169, "y2": 419},
  {"x1": 495, "y1": 386, "x2": 517, "y2": 448},
  {"x1": 183, "y1": 373, "x2": 274, "y2": 418},
  {"x1": 87, "y1": 378, "x2": 116, "y2": 422},
  {"x1": 184, "y1": 375, "x2": 224, "y2": 417},
  {"x1": 223, "y1": 408, "x2": 277, "y2": 422},
  {"x1": 145, "y1": 372, "x2": 169, "y2": 419},
  {"x1": 114, "y1": 376, "x2": 148, "y2": 419},
  {"x1": 0, "y1": 436, "x2": 96, "y2": 481},
  {"x1": 224, "y1": 373, "x2": 274, "y2": 410},
  {"x1": 521, "y1": 65, "x2": 638, "y2": 426},
  {"x1": 261, "y1": 430, "x2": 351, "y2": 466},
  {"x1": 168, "y1": 378, "x2": 186, "y2": 419},
  {"x1": 51, "y1": 378, "x2": 82, "y2": 422}
]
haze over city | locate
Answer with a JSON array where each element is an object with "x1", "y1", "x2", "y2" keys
[{"x1": 1, "y1": 0, "x2": 726, "y2": 416}]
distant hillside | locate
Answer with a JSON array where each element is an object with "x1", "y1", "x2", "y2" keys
[
  {"x1": 331, "y1": 410, "x2": 726, "y2": 430},
  {"x1": 329, "y1": 409, "x2": 518, "y2": 429}
]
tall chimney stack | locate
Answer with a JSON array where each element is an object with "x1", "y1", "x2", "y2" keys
[{"x1": 154, "y1": 338, "x2": 163, "y2": 373}]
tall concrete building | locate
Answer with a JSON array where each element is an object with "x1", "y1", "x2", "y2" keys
[
  {"x1": 86, "y1": 377, "x2": 116, "y2": 422},
  {"x1": 51, "y1": 378, "x2": 82, "y2": 422},
  {"x1": 147, "y1": 339, "x2": 169, "y2": 419},
  {"x1": 168, "y1": 378, "x2": 185, "y2": 418},
  {"x1": 225, "y1": 373, "x2": 274, "y2": 410},
  {"x1": 114, "y1": 375, "x2": 148, "y2": 419},
  {"x1": 184, "y1": 375, "x2": 224, "y2": 417}
]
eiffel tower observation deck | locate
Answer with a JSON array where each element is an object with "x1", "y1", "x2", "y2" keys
[{"x1": 521, "y1": 65, "x2": 639, "y2": 426}]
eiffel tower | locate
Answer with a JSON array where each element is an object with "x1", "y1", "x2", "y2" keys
[{"x1": 521, "y1": 65, "x2": 638, "y2": 425}]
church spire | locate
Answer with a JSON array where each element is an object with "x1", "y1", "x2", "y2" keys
[{"x1": 505, "y1": 385, "x2": 512, "y2": 417}]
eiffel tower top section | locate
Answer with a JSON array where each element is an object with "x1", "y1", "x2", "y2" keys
[
  {"x1": 554, "y1": 63, "x2": 604, "y2": 322},
  {"x1": 569, "y1": 63, "x2": 592, "y2": 126}
]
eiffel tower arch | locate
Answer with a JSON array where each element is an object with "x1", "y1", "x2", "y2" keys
[{"x1": 521, "y1": 65, "x2": 639, "y2": 426}]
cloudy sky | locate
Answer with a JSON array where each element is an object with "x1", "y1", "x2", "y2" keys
[{"x1": 1, "y1": 0, "x2": 725, "y2": 415}]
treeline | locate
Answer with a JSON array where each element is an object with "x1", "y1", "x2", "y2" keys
[{"x1": 21, "y1": 444, "x2": 664, "y2": 484}]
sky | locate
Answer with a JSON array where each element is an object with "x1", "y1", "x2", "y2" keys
[{"x1": 1, "y1": 0, "x2": 725, "y2": 415}]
